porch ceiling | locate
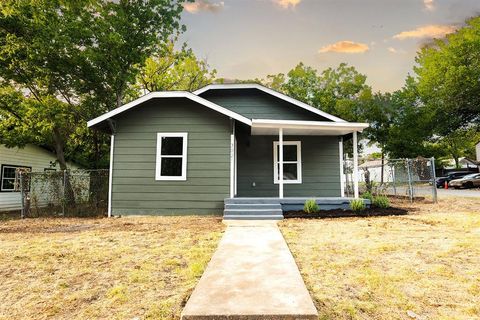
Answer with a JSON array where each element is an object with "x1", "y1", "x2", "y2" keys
[{"x1": 251, "y1": 119, "x2": 369, "y2": 136}]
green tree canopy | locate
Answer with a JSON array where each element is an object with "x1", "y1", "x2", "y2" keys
[
  {"x1": 415, "y1": 16, "x2": 480, "y2": 134},
  {"x1": 0, "y1": 0, "x2": 186, "y2": 169},
  {"x1": 138, "y1": 42, "x2": 216, "y2": 92}
]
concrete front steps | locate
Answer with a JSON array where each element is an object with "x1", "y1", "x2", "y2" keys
[{"x1": 223, "y1": 198, "x2": 283, "y2": 220}]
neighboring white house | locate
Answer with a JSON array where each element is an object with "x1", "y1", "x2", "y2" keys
[
  {"x1": 476, "y1": 141, "x2": 480, "y2": 162},
  {"x1": 0, "y1": 144, "x2": 79, "y2": 211}
]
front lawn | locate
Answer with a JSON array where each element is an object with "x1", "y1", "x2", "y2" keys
[
  {"x1": 0, "y1": 216, "x2": 224, "y2": 320},
  {"x1": 280, "y1": 198, "x2": 480, "y2": 320}
]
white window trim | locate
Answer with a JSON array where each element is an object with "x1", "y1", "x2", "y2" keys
[
  {"x1": 273, "y1": 141, "x2": 302, "y2": 184},
  {"x1": 156, "y1": 133, "x2": 188, "y2": 181},
  {"x1": 1, "y1": 164, "x2": 31, "y2": 192}
]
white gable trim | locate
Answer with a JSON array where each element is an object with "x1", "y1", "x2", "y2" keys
[
  {"x1": 194, "y1": 83, "x2": 347, "y2": 123},
  {"x1": 87, "y1": 91, "x2": 252, "y2": 128}
]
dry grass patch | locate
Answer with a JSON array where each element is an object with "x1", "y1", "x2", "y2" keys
[
  {"x1": 280, "y1": 197, "x2": 480, "y2": 320},
  {"x1": 0, "y1": 216, "x2": 224, "y2": 320}
]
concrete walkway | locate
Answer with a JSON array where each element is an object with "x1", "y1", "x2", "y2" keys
[{"x1": 181, "y1": 221, "x2": 318, "y2": 320}]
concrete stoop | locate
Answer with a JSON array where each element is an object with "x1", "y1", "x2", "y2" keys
[{"x1": 181, "y1": 223, "x2": 318, "y2": 320}]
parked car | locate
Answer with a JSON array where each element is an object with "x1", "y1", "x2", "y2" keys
[
  {"x1": 436, "y1": 171, "x2": 471, "y2": 188},
  {"x1": 449, "y1": 173, "x2": 480, "y2": 189}
]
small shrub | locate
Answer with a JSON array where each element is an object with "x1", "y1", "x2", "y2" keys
[
  {"x1": 349, "y1": 199, "x2": 366, "y2": 212},
  {"x1": 304, "y1": 199, "x2": 319, "y2": 213},
  {"x1": 361, "y1": 191, "x2": 374, "y2": 202},
  {"x1": 373, "y1": 195, "x2": 390, "y2": 208}
]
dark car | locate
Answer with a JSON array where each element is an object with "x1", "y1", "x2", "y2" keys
[{"x1": 436, "y1": 171, "x2": 471, "y2": 188}]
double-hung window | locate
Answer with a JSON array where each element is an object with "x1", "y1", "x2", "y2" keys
[
  {"x1": 156, "y1": 133, "x2": 188, "y2": 180},
  {"x1": 1, "y1": 165, "x2": 31, "y2": 192},
  {"x1": 273, "y1": 141, "x2": 302, "y2": 184}
]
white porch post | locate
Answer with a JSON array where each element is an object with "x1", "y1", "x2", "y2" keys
[
  {"x1": 353, "y1": 131, "x2": 359, "y2": 198},
  {"x1": 279, "y1": 128, "x2": 284, "y2": 198},
  {"x1": 339, "y1": 137, "x2": 344, "y2": 197},
  {"x1": 230, "y1": 121, "x2": 236, "y2": 198},
  {"x1": 108, "y1": 134, "x2": 115, "y2": 217}
]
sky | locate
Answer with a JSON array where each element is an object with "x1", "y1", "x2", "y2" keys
[{"x1": 180, "y1": 0, "x2": 480, "y2": 92}]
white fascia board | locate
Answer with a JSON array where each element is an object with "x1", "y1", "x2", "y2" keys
[
  {"x1": 194, "y1": 83, "x2": 347, "y2": 123},
  {"x1": 251, "y1": 119, "x2": 369, "y2": 132},
  {"x1": 87, "y1": 91, "x2": 252, "y2": 128}
]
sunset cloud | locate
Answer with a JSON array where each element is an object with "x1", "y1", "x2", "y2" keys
[
  {"x1": 423, "y1": 0, "x2": 435, "y2": 11},
  {"x1": 318, "y1": 41, "x2": 369, "y2": 54},
  {"x1": 393, "y1": 24, "x2": 456, "y2": 40},
  {"x1": 184, "y1": 0, "x2": 224, "y2": 14},
  {"x1": 273, "y1": 0, "x2": 301, "y2": 9}
]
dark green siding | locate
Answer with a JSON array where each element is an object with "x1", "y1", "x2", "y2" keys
[
  {"x1": 200, "y1": 89, "x2": 331, "y2": 121},
  {"x1": 112, "y1": 98, "x2": 231, "y2": 215},
  {"x1": 236, "y1": 135, "x2": 341, "y2": 197}
]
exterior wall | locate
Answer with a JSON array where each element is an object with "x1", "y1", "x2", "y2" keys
[
  {"x1": 200, "y1": 89, "x2": 331, "y2": 121},
  {"x1": 0, "y1": 144, "x2": 78, "y2": 211},
  {"x1": 111, "y1": 98, "x2": 231, "y2": 215},
  {"x1": 236, "y1": 135, "x2": 341, "y2": 197}
]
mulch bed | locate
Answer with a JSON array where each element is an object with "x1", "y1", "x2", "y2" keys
[{"x1": 284, "y1": 207, "x2": 408, "y2": 219}]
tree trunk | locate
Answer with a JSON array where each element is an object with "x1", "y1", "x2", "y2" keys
[{"x1": 53, "y1": 128, "x2": 76, "y2": 209}]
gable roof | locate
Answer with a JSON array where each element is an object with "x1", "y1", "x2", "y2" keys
[
  {"x1": 194, "y1": 83, "x2": 347, "y2": 123},
  {"x1": 87, "y1": 91, "x2": 252, "y2": 129}
]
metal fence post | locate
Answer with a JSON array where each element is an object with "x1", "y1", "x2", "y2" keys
[
  {"x1": 406, "y1": 158, "x2": 413, "y2": 203},
  {"x1": 391, "y1": 163, "x2": 397, "y2": 196},
  {"x1": 20, "y1": 172, "x2": 25, "y2": 219},
  {"x1": 62, "y1": 169, "x2": 66, "y2": 216},
  {"x1": 430, "y1": 157, "x2": 438, "y2": 203}
]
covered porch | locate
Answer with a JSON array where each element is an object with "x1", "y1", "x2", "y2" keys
[
  {"x1": 229, "y1": 119, "x2": 367, "y2": 199},
  {"x1": 224, "y1": 119, "x2": 368, "y2": 219}
]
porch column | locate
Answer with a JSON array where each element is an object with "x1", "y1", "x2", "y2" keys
[
  {"x1": 339, "y1": 137, "x2": 344, "y2": 197},
  {"x1": 279, "y1": 128, "x2": 284, "y2": 198},
  {"x1": 353, "y1": 131, "x2": 359, "y2": 198},
  {"x1": 108, "y1": 134, "x2": 115, "y2": 218}
]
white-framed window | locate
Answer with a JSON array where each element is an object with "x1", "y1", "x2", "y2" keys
[
  {"x1": 156, "y1": 133, "x2": 188, "y2": 181},
  {"x1": 273, "y1": 141, "x2": 302, "y2": 184},
  {"x1": 1, "y1": 164, "x2": 31, "y2": 192}
]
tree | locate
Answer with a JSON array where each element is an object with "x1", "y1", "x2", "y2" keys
[
  {"x1": 0, "y1": 0, "x2": 186, "y2": 170},
  {"x1": 266, "y1": 62, "x2": 372, "y2": 122},
  {"x1": 362, "y1": 92, "x2": 396, "y2": 183},
  {"x1": 138, "y1": 42, "x2": 216, "y2": 92},
  {"x1": 434, "y1": 128, "x2": 480, "y2": 168},
  {"x1": 383, "y1": 77, "x2": 436, "y2": 159},
  {"x1": 415, "y1": 16, "x2": 480, "y2": 134}
]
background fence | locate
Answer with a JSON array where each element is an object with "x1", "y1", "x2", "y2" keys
[
  {"x1": 344, "y1": 157, "x2": 437, "y2": 203},
  {"x1": 19, "y1": 169, "x2": 109, "y2": 218}
]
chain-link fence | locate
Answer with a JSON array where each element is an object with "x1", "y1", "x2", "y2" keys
[
  {"x1": 18, "y1": 169, "x2": 109, "y2": 218},
  {"x1": 344, "y1": 157, "x2": 437, "y2": 203}
]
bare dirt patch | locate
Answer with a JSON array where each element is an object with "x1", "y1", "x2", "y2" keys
[
  {"x1": 280, "y1": 198, "x2": 480, "y2": 320},
  {"x1": 0, "y1": 216, "x2": 224, "y2": 320}
]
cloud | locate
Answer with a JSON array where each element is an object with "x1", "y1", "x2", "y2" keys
[
  {"x1": 318, "y1": 41, "x2": 369, "y2": 54},
  {"x1": 393, "y1": 25, "x2": 456, "y2": 40},
  {"x1": 184, "y1": 0, "x2": 224, "y2": 14},
  {"x1": 273, "y1": 0, "x2": 301, "y2": 9},
  {"x1": 423, "y1": 0, "x2": 435, "y2": 11},
  {"x1": 387, "y1": 47, "x2": 398, "y2": 53}
]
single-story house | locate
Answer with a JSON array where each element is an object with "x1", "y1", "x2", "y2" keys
[
  {"x1": 0, "y1": 144, "x2": 79, "y2": 212},
  {"x1": 88, "y1": 84, "x2": 368, "y2": 219}
]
